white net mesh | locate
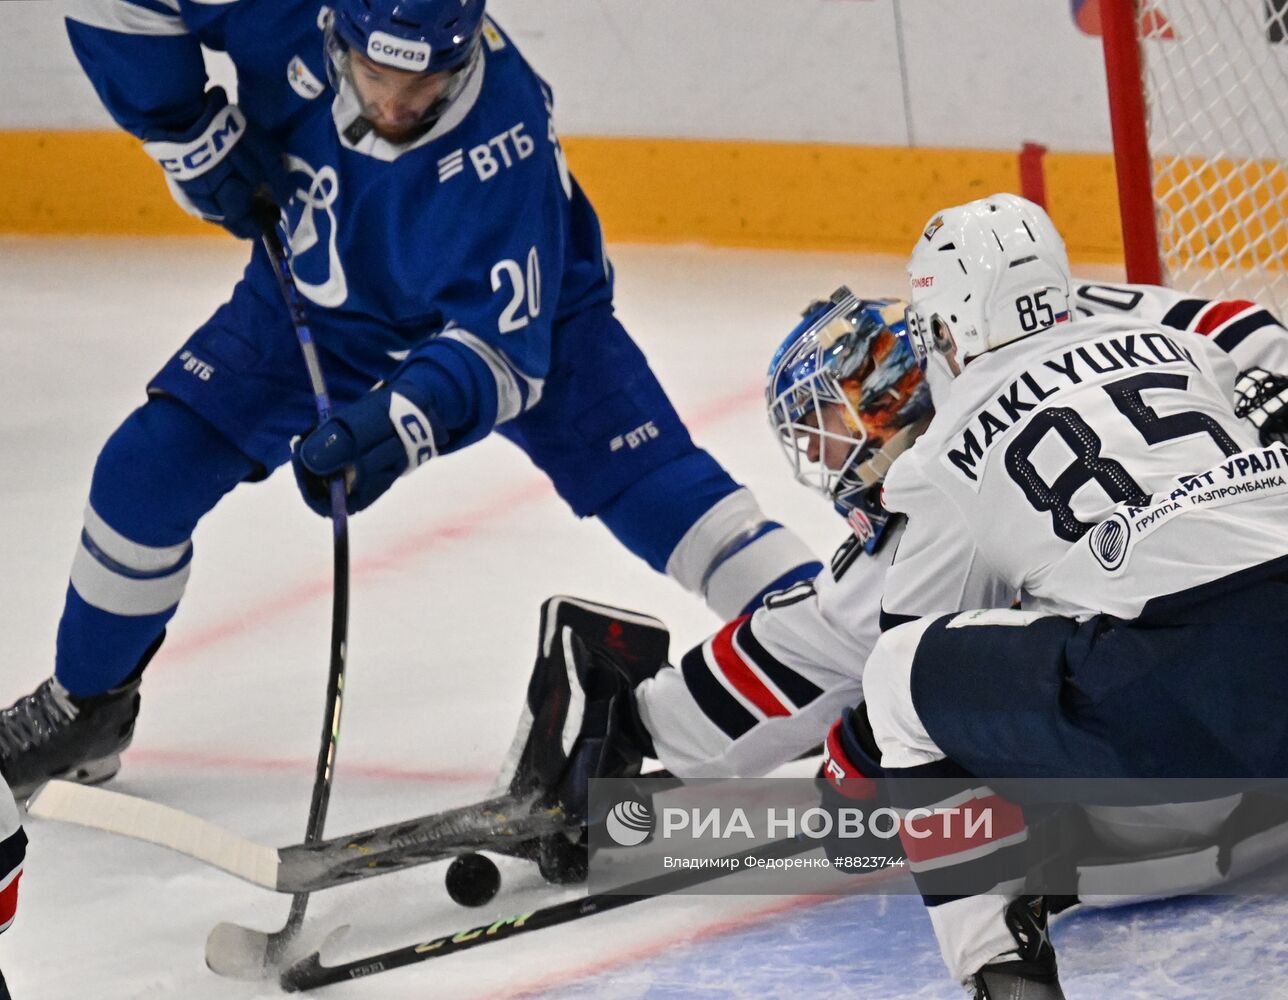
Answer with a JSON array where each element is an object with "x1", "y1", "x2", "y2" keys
[{"x1": 1138, "y1": 0, "x2": 1288, "y2": 314}]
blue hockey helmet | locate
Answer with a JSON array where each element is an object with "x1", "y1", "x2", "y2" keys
[
  {"x1": 325, "y1": 0, "x2": 487, "y2": 138},
  {"x1": 767, "y1": 287, "x2": 933, "y2": 538}
]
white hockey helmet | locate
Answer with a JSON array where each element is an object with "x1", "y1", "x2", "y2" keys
[{"x1": 903, "y1": 193, "x2": 1073, "y2": 376}]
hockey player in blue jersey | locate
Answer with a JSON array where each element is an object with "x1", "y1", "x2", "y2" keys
[{"x1": 0, "y1": 0, "x2": 820, "y2": 798}]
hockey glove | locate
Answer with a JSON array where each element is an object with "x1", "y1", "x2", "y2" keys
[
  {"x1": 1234, "y1": 367, "x2": 1288, "y2": 445},
  {"x1": 293, "y1": 386, "x2": 440, "y2": 516},
  {"x1": 817, "y1": 704, "x2": 905, "y2": 868},
  {"x1": 142, "y1": 87, "x2": 291, "y2": 239}
]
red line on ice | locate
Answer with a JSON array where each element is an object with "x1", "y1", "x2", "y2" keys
[
  {"x1": 135, "y1": 383, "x2": 761, "y2": 774},
  {"x1": 162, "y1": 383, "x2": 760, "y2": 664},
  {"x1": 126, "y1": 747, "x2": 492, "y2": 784}
]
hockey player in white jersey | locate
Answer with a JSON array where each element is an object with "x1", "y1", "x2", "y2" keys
[
  {"x1": 482, "y1": 290, "x2": 929, "y2": 882},
  {"x1": 494, "y1": 251, "x2": 1288, "y2": 884},
  {"x1": 853, "y1": 193, "x2": 1288, "y2": 998},
  {"x1": 0, "y1": 776, "x2": 25, "y2": 1000},
  {"x1": 642, "y1": 292, "x2": 931, "y2": 779}
]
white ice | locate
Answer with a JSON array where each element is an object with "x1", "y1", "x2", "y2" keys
[{"x1": 3, "y1": 238, "x2": 1285, "y2": 999}]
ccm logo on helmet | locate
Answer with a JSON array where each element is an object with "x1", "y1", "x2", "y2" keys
[{"x1": 367, "y1": 31, "x2": 432, "y2": 71}]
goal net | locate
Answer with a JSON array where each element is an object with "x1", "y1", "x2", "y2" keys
[{"x1": 1102, "y1": 0, "x2": 1288, "y2": 315}]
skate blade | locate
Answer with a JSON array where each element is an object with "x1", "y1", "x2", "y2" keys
[
  {"x1": 55, "y1": 753, "x2": 122, "y2": 788},
  {"x1": 16, "y1": 753, "x2": 123, "y2": 802}
]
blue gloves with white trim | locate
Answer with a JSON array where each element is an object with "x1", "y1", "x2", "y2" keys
[
  {"x1": 142, "y1": 87, "x2": 291, "y2": 239},
  {"x1": 292, "y1": 387, "x2": 440, "y2": 516}
]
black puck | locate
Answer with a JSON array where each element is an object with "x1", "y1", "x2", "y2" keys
[{"x1": 445, "y1": 852, "x2": 501, "y2": 907}]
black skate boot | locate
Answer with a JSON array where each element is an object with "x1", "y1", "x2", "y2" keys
[
  {"x1": 970, "y1": 896, "x2": 1066, "y2": 999},
  {"x1": 0, "y1": 676, "x2": 143, "y2": 801},
  {"x1": 498, "y1": 596, "x2": 670, "y2": 883}
]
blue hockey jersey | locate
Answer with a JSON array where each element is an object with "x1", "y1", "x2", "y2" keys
[{"x1": 66, "y1": 0, "x2": 615, "y2": 450}]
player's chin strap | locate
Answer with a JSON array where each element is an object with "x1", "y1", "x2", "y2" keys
[{"x1": 853, "y1": 413, "x2": 934, "y2": 490}]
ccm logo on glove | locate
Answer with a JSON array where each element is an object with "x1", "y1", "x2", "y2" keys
[
  {"x1": 146, "y1": 105, "x2": 246, "y2": 180},
  {"x1": 390, "y1": 393, "x2": 438, "y2": 468}
]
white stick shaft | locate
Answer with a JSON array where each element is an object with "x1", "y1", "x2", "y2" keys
[{"x1": 28, "y1": 781, "x2": 282, "y2": 889}]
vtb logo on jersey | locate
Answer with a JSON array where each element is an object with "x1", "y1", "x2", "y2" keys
[{"x1": 438, "y1": 123, "x2": 537, "y2": 184}]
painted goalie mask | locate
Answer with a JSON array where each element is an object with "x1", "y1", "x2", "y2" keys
[{"x1": 767, "y1": 287, "x2": 933, "y2": 542}]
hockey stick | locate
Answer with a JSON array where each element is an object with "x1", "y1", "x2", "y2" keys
[
  {"x1": 279, "y1": 835, "x2": 821, "y2": 991},
  {"x1": 28, "y1": 780, "x2": 565, "y2": 893},
  {"x1": 204, "y1": 211, "x2": 352, "y2": 979}
]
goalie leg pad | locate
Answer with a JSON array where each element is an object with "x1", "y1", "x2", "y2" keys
[{"x1": 496, "y1": 596, "x2": 670, "y2": 816}]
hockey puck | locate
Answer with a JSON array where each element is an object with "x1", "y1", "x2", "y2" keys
[{"x1": 445, "y1": 852, "x2": 501, "y2": 907}]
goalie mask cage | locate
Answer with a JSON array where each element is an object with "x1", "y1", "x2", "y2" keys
[{"x1": 1100, "y1": 0, "x2": 1288, "y2": 317}]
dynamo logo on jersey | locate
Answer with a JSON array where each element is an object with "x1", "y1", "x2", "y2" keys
[
  {"x1": 283, "y1": 155, "x2": 349, "y2": 308},
  {"x1": 367, "y1": 31, "x2": 432, "y2": 71}
]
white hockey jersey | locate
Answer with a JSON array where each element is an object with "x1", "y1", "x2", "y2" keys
[
  {"x1": 1073, "y1": 281, "x2": 1288, "y2": 375},
  {"x1": 639, "y1": 525, "x2": 895, "y2": 778},
  {"x1": 642, "y1": 282, "x2": 1288, "y2": 776},
  {"x1": 0, "y1": 780, "x2": 23, "y2": 934},
  {"x1": 882, "y1": 298, "x2": 1288, "y2": 623}
]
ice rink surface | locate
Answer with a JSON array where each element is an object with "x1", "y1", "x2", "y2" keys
[{"x1": 3, "y1": 238, "x2": 1287, "y2": 999}]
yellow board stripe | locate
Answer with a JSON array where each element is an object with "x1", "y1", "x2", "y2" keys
[
  {"x1": 0, "y1": 131, "x2": 211, "y2": 236},
  {"x1": 563, "y1": 138, "x2": 1024, "y2": 255},
  {"x1": 1, "y1": 129, "x2": 1127, "y2": 261}
]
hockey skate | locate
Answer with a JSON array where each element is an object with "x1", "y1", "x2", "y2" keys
[
  {"x1": 970, "y1": 896, "x2": 1066, "y2": 999},
  {"x1": 498, "y1": 595, "x2": 669, "y2": 883},
  {"x1": 0, "y1": 675, "x2": 142, "y2": 801}
]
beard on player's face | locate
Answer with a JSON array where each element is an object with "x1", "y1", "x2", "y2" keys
[{"x1": 348, "y1": 51, "x2": 451, "y2": 142}]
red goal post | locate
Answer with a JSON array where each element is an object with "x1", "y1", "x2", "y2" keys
[{"x1": 1100, "y1": 0, "x2": 1288, "y2": 315}]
